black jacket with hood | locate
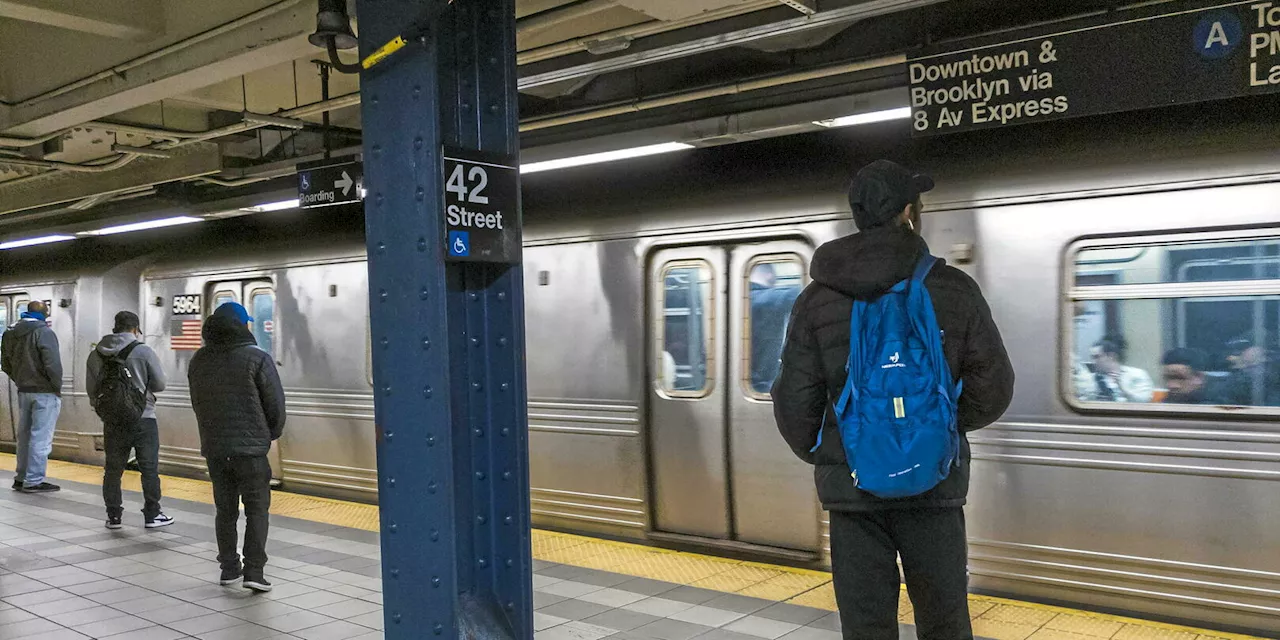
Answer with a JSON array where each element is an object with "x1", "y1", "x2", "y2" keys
[
  {"x1": 188, "y1": 314, "x2": 286, "y2": 458},
  {"x1": 1, "y1": 317, "x2": 63, "y2": 396},
  {"x1": 771, "y1": 224, "x2": 1015, "y2": 511}
]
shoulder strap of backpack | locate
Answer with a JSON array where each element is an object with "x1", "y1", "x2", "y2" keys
[
  {"x1": 116, "y1": 341, "x2": 141, "y2": 362},
  {"x1": 905, "y1": 254, "x2": 963, "y2": 403},
  {"x1": 833, "y1": 298, "x2": 867, "y2": 461}
]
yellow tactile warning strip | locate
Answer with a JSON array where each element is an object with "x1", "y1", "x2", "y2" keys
[{"x1": 0, "y1": 453, "x2": 1266, "y2": 640}]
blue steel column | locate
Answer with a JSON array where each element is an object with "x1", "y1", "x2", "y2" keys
[{"x1": 356, "y1": 0, "x2": 532, "y2": 638}]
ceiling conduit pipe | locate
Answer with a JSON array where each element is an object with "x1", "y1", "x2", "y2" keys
[
  {"x1": 516, "y1": 0, "x2": 777, "y2": 65},
  {"x1": 517, "y1": 0, "x2": 619, "y2": 35},
  {"x1": 519, "y1": 53, "x2": 905, "y2": 131}
]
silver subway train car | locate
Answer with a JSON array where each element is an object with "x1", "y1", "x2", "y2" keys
[{"x1": 2, "y1": 115, "x2": 1278, "y2": 635}]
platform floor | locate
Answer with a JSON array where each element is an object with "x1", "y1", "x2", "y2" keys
[{"x1": 0, "y1": 453, "x2": 1265, "y2": 640}]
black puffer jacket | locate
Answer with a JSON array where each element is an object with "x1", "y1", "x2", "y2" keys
[
  {"x1": 771, "y1": 224, "x2": 1015, "y2": 511},
  {"x1": 188, "y1": 314, "x2": 286, "y2": 457}
]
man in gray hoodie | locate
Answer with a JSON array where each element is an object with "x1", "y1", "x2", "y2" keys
[{"x1": 87, "y1": 311, "x2": 174, "y2": 529}]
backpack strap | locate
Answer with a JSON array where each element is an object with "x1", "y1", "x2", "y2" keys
[
  {"x1": 911, "y1": 253, "x2": 938, "y2": 284},
  {"x1": 833, "y1": 299, "x2": 867, "y2": 469},
  {"x1": 116, "y1": 341, "x2": 141, "y2": 362}
]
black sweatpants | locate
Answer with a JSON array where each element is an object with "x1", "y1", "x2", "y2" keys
[
  {"x1": 103, "y1": 418, "x2": 162, "y2": 520},
  {"x1": 828, "y1": 507, "x2": 971, "y2": 640},
  {"x1": 206, "y1": 455, "x2": 272, "y2": 574}
]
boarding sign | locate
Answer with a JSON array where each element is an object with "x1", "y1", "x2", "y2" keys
[
  {"x1": 907, "y1": 0, "x2": 1280, "y2": 136},
  {"x1": 441, "y1": 148, "x2": 520, "y2": 263},
  {"x1": 297, "y1": 156, "x2": 363, "y2": 208}
]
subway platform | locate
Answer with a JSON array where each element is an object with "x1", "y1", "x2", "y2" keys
[{"x1": 0, "y1": 453, "x2": 1266, "y2": 640}]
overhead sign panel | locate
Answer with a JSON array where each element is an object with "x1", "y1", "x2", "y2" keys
[
  {"x1": 298, "y1": 156, "x2": 364, "y2": 208},
  {"x1": 907, "y1": 0, "x2": 1280, "y2": 136},
  {"x1": 442, "y1": 148, "x2": 521, "y2": 263}
]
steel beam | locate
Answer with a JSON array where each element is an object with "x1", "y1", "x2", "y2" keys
[
  {"x1": 518, "y1": 0, "x2": 948, "y2": 88},
  {"x1": 0, "y1": 0, "x2": 162, "y2": 40},
  {"x1": 357, "y1": 0, "x2": 532, "y2": 638}
]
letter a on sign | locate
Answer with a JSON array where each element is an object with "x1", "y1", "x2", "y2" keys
[{"x1": 1205, "y1": 21, "x2": 1229, "y2": 48}]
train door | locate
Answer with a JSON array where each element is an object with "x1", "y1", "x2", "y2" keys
[
  {"x1": 208, "y1": 280, "x2": 283, "y2": 481},
  {"x1": 648, "y1": 241, "x2": 820, "y2": 552}
]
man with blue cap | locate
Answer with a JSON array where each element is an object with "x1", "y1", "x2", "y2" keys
[{"x1": 189, "y1": 302, "x2": 286, "y2": 592}]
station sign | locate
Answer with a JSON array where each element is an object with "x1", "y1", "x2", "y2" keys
[
  {"x1": 907, "y1": 0, "x2": 1280, "y2": 136},
  {"x1": 441, "y1": 148, "x2": 521, "y2": 263},
  {"x1": 297, "y1": 156, "x2": 363, "y2": 208}
]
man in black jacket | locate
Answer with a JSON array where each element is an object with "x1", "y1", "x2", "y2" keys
[
  {"x1": 772, "y1": 160, "x2": 1015, "y2": 640},
  {"x1": 189, "y1": 302, "x2": 286, "y2": 592}
]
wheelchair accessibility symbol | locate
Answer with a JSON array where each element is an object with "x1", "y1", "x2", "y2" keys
[{"x1": 448, "y1": 231, "x2": 470, "y2": 257}]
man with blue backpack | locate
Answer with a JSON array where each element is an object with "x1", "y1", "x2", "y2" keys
[{"x1": 772, "y1": 160, "x2": 1015, "y2": 640}]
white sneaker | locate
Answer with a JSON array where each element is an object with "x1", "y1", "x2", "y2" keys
[{"x1": 145, "y1": 513, "x2": 174, "y2": 528}]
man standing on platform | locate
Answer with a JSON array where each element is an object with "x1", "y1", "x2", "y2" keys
[
  {"x1": 189, "y1": 302, "x2": 286, "y2": 592},
  {"x1": 771, "y1": 160, "x2": 1015, "y2": 640},
  {"x1": 87, "y1": 311, "x2": 173, "y2": 530},
  {"x1": 1, "y1": 300, "x2": 64, "y2": 494}
]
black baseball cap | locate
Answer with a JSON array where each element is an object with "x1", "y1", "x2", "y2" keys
[{"x1": 848, "y1": 160, "x2": 934, "y2": 230}]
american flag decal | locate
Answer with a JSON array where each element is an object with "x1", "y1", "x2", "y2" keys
[{"x1": 171, "y1": 319, "x2": 203, "y2": 351}]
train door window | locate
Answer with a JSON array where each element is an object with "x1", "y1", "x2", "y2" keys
[
  {"x1": 1067, "y1": 231, "x2": 1280, "y2": 412},
  {"x1": 659, "y1": 261, "x2": 714, "y2": 396},
  {"x1": 249, "y1": 288, "x2": 276, "y2": 356},
  {"x1": 743, "y1": 255, "x2": 805, "y2": 396},
  {"x1": 15, "y1": 299, "x2": 29, "y2": 316},
  {"x1": 212, "y1": 290, "x2": 237, "y2": 311}
]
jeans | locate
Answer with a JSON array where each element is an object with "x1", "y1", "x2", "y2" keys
[
  {"x1": 103, "y1": 418, "x2": 162, "y2": 520},
  {"x1": 829, "y1": 508, "x2": 971, "y2": 640},
  {"x1": 206, "y1": 455, "x2": 272, "y2": 574},
  {"x1": 15, "y1": 392, "x2": 60, "y2": 487}
]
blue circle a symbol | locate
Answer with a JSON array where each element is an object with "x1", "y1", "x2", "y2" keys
[{"x1": 1193, "y1": 11, "x2": 1242, "y2": 60}]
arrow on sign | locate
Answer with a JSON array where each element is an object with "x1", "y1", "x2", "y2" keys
[{"x1": 334, "y1": 171, "x2": 354, "y2": 196}]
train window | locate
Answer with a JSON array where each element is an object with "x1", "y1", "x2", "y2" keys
[
  {"x1": 1068, "y1": 232, "x2": 1280, "y2": 412},
  {"x1": 659, "y1": 261, "x2": 714, "y2": 397},
  {"x1": 249, "y1": 288, "x2": 276, "y2": 356},
  {"x1": 212, "y1": 290, "x2": 237, "y2": 311},
  {"x1": 16, "y1": 299, "x2": 29, "y2": 315},
  {"x1": 743, "y1": 255, "x2": 805, "y2": 397}
]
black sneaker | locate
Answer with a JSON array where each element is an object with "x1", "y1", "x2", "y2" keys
[
  {"x1": 105, "y1": 516, "x2": 122, "y2": 530},
  {"x1": 11, "y1": 479, "x2": 21, "y2": 490},
  {"x1": 145, "y1": 513, "x2": 174, "y2": 528},
  {"x1": 220, "y1": 567, "x2": 243, "y2": 586},
  {"x1": 20, "y1": 482, "x2": 60, "y2": 493},
  {"x1": 242, "y1": 575, "x2": 272, "y2": 593}
]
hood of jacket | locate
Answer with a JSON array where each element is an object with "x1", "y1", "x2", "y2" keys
[
  {"x1": 810, "y1": 224, "x2": 931, "y2": 298},
  {"x1": 6, "y1": 318, "x2": 44, "y2": 340},
  {"x1": 202, "y1": 314, "x2": 257, "y2": 349},
  {"x1": 95, "y1": 333, "x2": 139, "y2": 356}
]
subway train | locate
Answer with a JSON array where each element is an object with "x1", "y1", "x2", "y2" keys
[{"x1": 2, "y1": 104, "x2": 1279, "y2": 635}]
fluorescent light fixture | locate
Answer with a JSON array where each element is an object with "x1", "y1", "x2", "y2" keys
[
  {"x1": 241, "y1": 198, "x2": 299, "y2": 213},
  {"x1": 85, "y1": 216, "x2": 203, "y2": 236},
  {"x1": 0, "y1": 235, "x2": 74, "y2": 250},
  {"x1": 814, "y1": 106, "x2": 912, "y2": 128},
  {"x1": 521, "y1": 142, "x2": 694, "y2": 174}
]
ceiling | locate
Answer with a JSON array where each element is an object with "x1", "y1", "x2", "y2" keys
[{"x1": 0, "y1": 0, "x2": 1128, "y2": 236}]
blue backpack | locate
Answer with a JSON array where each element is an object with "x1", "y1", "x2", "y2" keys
[{"x1": 832, "y1": 254, "x2": 962, "y2": 499}]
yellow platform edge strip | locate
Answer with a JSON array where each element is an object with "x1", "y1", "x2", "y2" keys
[{"x1": 0, "y1": 453, "x2": 1264, "y2": 640}]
